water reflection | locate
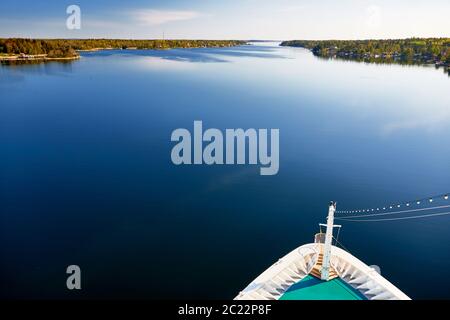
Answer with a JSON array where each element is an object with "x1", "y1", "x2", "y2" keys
[
  {"x1": 314, "y1": 52, "x2": 450, "y2": 76},
  {"x1": 80, "y1": 44, "x2": 288, "y2": 63},
  {"x1": 0, "y1": 60, "x2": 76, "y2": 75}
]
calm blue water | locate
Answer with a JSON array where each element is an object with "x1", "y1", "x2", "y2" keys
[{"x1": 1, "y1": 43, "x2": 450, "y2": 299}]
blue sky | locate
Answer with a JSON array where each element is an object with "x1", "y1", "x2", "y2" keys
[{"x1": 1, "y1": 0, "x2": 449, "y2": 39}]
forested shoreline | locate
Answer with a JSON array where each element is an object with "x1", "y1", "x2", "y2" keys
[
  {"x1": 0, "y1": 38, "x2": 246, "y2": 60},
  {"x1": 281, "y1": 38, "x2": 450, "y2": 74}
]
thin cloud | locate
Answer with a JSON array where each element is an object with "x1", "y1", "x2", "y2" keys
[
  {"x1": 132, "y1": 9, "x2": 203, "y2": 26},
  {"x1": 277, "y1": 5, "x2": 306, "y2": 13}
]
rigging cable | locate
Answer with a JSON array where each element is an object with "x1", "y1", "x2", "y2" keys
[
  {"x1": 334, "y1": 225, "x2": 341, "y2": 246},
  {"x1": 332, "y1": 235, "x2": 350, "y2": 252}
]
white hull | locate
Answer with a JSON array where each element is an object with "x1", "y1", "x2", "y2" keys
[{"x1": 235, "y1": 243, "x2": 410, "y2": 300}]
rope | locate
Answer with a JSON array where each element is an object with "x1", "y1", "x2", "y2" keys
[
  {"x1": 336, "y1": 210, "x2": 450, "y2": 222},
  {"x1": 332, "y1": 235, "x2": 350, "y2": 252},
  {"x1": 335, "y1": 226, "x2": 341, "y2": 245}
]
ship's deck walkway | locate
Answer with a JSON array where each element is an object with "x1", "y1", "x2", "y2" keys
[{"x1": 279, "y1": 275, "x2": 367, "y2": 300}]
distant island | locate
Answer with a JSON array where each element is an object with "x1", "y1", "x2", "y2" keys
[
  {"x1": 281, "y1": 38, "x2": 450, "y2": 74},
  {"x1": 0, "y1": 38, "x2": 246, "y2": 62}
]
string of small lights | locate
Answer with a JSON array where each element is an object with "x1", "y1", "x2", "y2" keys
[
  {"x1": 335, "y1": 210, "x2": 450, "y2": 222},
  {"x1": 335, "y1": 192, "x2": 449, "y2": 215},
  {"x1": 336, "y1": 204, "x2": 450, "y2": 219}
]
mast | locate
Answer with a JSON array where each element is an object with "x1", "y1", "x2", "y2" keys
[{"x1": 321, "y1": 201, "x2": 337, "y2": 280}]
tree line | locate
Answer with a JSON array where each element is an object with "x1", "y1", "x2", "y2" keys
[
  {"x1": 281, "y1": 38, "x2": 450, "y2": 67},
  {"x1": 0, "y1": 38, "x2": 246, "y2": 58}
]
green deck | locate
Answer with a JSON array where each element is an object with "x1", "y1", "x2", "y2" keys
[{"x1": 280, "y1": 275, "x2": 367, "y2": 300}]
